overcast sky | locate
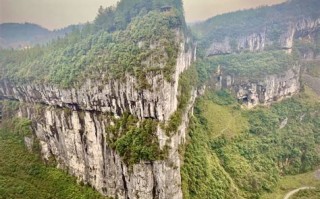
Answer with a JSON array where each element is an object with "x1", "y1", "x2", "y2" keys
[{"x1": 0, "y1": 0, "x2": 287, "y2": 30}]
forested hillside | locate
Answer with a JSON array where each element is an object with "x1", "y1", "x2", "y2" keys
[
  {"x1": 0, "y1": 0, "x2": 186, "y2": 88},
  {"x1": 181, "y1": 0, "x2": 320, "y2": 198},
  {"x1": 192, "y1": 0, "x2": 320, "y2": 57},
  {"x1": 1, "y1": 0, "x2": 320, "y2": 198},
  {"x1": 181, "y1": 88, "x2": 320, "y2": 198},
  {"x1": 0, "y1": 1, "x2": 193, "y2": 198}
]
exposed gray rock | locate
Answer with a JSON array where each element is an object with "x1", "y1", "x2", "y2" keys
[
  {"x1": 17, "y1": 85, "x2": 197, "y2": 199},
  {"x1": 206, "y1": 17, "x2": 320, "y2": 56},
  {"x1": 0, "y1": 40, "x2": 195, "y2": 122},
  {"x1": 279, "y1": 23, "x2": 295, "y2": 52},
  {"x1": 238, "y1": 32, "x2": 266, "y2": 52},
  {"x1": 0, "y1": 74, "x2": 175, "y2": 122},
  {"x1": 300, "y1": 114, "x2": 306, "y2": 122},
  {"x1": 24, "y1": 136, "x2": 34, "y2": 151},
  {"x1": 1, "y1": 34, "x2": 196, "y2": 199},
  {"x1": 279, "y1": 117, "x2": 288, "y2": 129},
  {"x1": 206, "y1": 33, "x2": 266, "y2": 56},
  {"x1": 207, "y1": 38, "x2": 232, "y2": 56},
  {"x1": 216, "y1": 65, "x2": 301, "y2": 108},
  {"x1": 295, "y1": 18, "x2": 320, "y2": 35}
]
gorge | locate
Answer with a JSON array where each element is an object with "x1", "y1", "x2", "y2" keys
[{"x1": 1, "y1": 0, "x2": 320, "y2": 199}]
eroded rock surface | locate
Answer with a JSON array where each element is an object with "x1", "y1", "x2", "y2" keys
[
  {"x1": 0, "y1": 36, "x2": 196, "y2": 199},
  {"x1": 206, "y1": 17, "x2": 320, "y2": 56},
  {"x1": 216, "y1": 65, "x2": 301, "y2": 108}
]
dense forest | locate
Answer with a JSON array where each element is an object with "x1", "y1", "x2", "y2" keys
[
  {"x1": 179, "y1": 0, "x2": 320, "y2": 198},
  {"x1": 0, "y1": 0, "x2": 186, "y2": 88},
  {"x1": 181, "y1": 88, "x2": 320, "y2": 198},
  {"x1": 0, "y1": 0, "x2": 320, "y2": 198}
]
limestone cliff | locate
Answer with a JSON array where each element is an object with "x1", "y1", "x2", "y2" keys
[
  {"x1": 190, "y1": 0, "x2": 318, "y2": 108},
  {"x1": 1, "y1": 1, "x2": 317, "y2": 198},
  {"x1": 206, "y1": 17, "x2": 320, "y2": 56},
  {"x1": 215, "y1": 65, "x2": 301, "y2": 108},
  {"x1": 0, "y1": 40, "x2": 194, "y2": 122},
  {"x1": 0, "y1": 33, "x2": 196, "y2": 199}
]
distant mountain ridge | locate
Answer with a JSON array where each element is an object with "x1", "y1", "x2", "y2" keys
[
  {"x1": 0, "y1": 23, "x2": 79, "y2": 49},
  {"x1": 191, "y1": 0, "x2": 320, "y2": 57}
]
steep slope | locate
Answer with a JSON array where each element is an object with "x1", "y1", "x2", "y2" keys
[
  {"x1": 189, "y1": 0, "x2": 320, "y2": 108},
  {"x1": 1, "y1": 0, "x2": 320, "y2": 199},
  {"x1": 181, "y1": 89, "x2": 320, "y2": 199},
  {"x1": 0, "y1": 0, "x2": 197, "y2": 199},
  {"x1": 192, "y1": 0, "x2": 320, "y2": 57},
  {"x1": 180, "y1": 0, "x2": 320, "y2": 198},
  {"x1": 0, "y1": 115, "x2": 107, "y2": 199}
]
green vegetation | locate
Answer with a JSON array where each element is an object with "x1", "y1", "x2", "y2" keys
[
  {"x1": 0, "y1": 118, "x2": 107, "y2": 199},
  {"x1": 104, "y1": 61, "x2": 201, "y2": 164},
  {"x1": 198, "y1": 92, "x2": 248, "y2": 139},
  {"x1": 294, "y1": 31, "x2": 320, "y2": 59},
  {"x1": 261, "y1": 169, "x2": 320, "y2": 199},
  {"x1": 181, "y1": 2, "x2": 320, "y2": 196},
  {"x1": 107, "y1": 65, "x2": 198, "y2": 165},
  {"x1": 292, "y1": 188, "x2": 320, "y2": 199},
  {"x1": 192, "y1": 50, "x2": 297, "y2": 87},
  {"x1": 163, "y1": 64, "x2": 198, "y2": 135},
  {"x1": 1, "y1": 100, "x2": 20, "y2": 114},
  {"x1": 181, "y1": 116, "x2": 241, "y2": 199},
  {"x1": 305, "y1": 61, "x2": 320, "y2": 78},
  {"x1": 181, "y1": 91, "x2": 248, "y2": 199},
  {"x1": 207, "y1": 50, "x2": 297, "y2": 77},
  {"x1": 1, "y1": 1, "x2": 320, "y2": 199},
  {"x1": 192, "y1": 0, "x2": 320, "y2": 56},
  {"x1": 106, "y1": 113, "x2": 165, "y2": 165},
  {"x1": 0, "y1": 0, "x2": 185, "y2": 88},
  {"x1": 181, "y1": 87, "x2": 320, "y2": 198},
  {"x1": 94, "y1": 0, "x2": 185, "y2": 32}
]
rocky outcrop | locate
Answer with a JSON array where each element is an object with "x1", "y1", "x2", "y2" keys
[
  {"x1": 207, "y1": 32, "x2": 266, "y2": 56},
  {"x1": 0, "y1": 37, "x2": 195, "y2": 123},
  {"x1": 17, "y1": 86, "x2": 198, "y2": 199},
  {"x1": 280, "y1": 17, "x2": 320, "y2": 53},
  {"x1": 206, "y1": 17, "x2": 320, "y2": 56},
  {"x1": 216, "y1": 65, "x2": 301, "y2": 108},
  {"x1": 295, "y1": 18, "x2": 320, "y2": 36},
  {"x1": 0, "y1": 34, "x2": 196, "y2": 199}
]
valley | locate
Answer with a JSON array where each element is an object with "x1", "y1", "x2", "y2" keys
[{"x1": 0, "y1": 0, "x2": 320, "y2": 198}]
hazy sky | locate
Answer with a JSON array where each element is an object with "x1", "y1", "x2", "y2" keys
[{"x1": 0, "y1": 0, "x2": 287, "y2": 30}]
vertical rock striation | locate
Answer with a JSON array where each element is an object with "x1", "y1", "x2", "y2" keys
[
  {"x1": 0, "y1": 34, "x2": 196, "y2": 199},
  {"x1": 215, "y1": 65, "x2": 301, "y2": 108},
  {"x1": 205, "y1": 17, "x2": 320, "y2": 56}
]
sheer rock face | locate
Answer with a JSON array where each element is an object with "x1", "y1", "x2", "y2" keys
[
  {"x1": 216, "y1": 65, "x2": 301, "y2": 108},
  {"x1": 207, "y1": 32, "x2": 266, "y2": 56},
  {"x1": 0, "y1": 34, "x2": 197, "y2": 199},
  {"x1": 206, "y1": 17, "x2": 320, "y2": 56},
  {"x1": 0, "y1": 35, "x2": 195, "y2": 122}
]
